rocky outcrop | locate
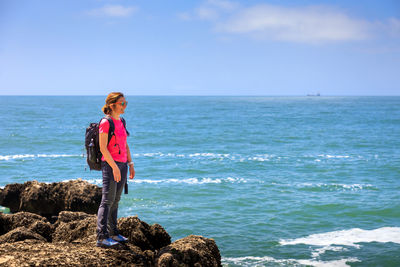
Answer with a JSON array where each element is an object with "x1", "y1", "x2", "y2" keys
[
  {"x1": 0, "y1": 179, "x2": 101, "y2": 219},
  {"x1": 156, "y1": 235, "x2": 222, "y2": 267},
  {"x1": 0, "y1": 211, "x2": 53, "y2": 242},
  {"x1": 0, "y1": 211, "x2": 221, "y2": 266},
  {"x1": 0, "y1": 180, "x2": 221, "y2": 266},
  {"x1": 118, "y1": 216, "x2": 171, "y2": 251}
]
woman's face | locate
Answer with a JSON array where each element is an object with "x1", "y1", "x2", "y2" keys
[{"x1": 112, "y1": 96, "x2": 127, "y2": 115}]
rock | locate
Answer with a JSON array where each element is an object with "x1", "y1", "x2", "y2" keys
[
  {"x1": 52, "y1": 211, "x2": 97, "y2": 243},
  {"x1": 0, "y1": 211, "x2": 221, "y2": 266},
  {"x1": 0, "y1": 227, "x2": 47, "y2": 244},
  {"x1": 0, "y1": 183, "x2": 22, "y2": 214},
  {"x1": 156, "y1": 235, "x2": 222, "y2": 267},
  {"x1": 0, "y1": 239, "x2": 151, "y2": 266},
  {"x1": 0, "y1": 180, "x2": 222, "y2": 266},
  {"x1": 0, "y1": 211, "x2": 54, "y2": 241},
  {"x1": 0, "y1": 179, "x2": 101, "y2": 219},
  {"x1": 118, "y1": 216, "x2": 171, "y2": 251}
]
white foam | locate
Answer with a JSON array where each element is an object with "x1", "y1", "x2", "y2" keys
[
  {"x1": 298, "y1": 183, "x2": 375, "y2": 191},
  {"x1": 130, "y1": 152, "x2": 279, "y2": 162},
  {"x1": 311, "y1": 245, "x2": 348, "y2": 258},
  {"x1": 297, "y1": 258, "x2": 360, "y2": 267},
  {"x1": 0, "y1": 154, "x2": 35, "y2": 160},
  {"x1": 222, "y1": 256, "x2": 289, "y2": 266},
  {"x1": 37, "y1": 154, "x2": 78, "y2": 158},
  {"x1": 0, "y1": 154, "x2": 80, "y2": 161},
  {"x1": 222, "y1": 256, "x2": 359, "y2": 267},
  {"x1": 133, "y1": 152, "x2": 232, "y2": 159},
  {"x1": 132, "y1": 177, "x2": 246, "y2": 185},
  {"x1": 75, "y1": 177, "x2": 247, "y2": 186},
  {"x1": 318, "y1": 154, "x2": 350, "y2": 159},
  {"x1": 189, "y1": 153, "x2": 229, "y2": 158},
  {"x1": 280, "y1": 227, "x2": 400, "y2": 249},
  {"x1": 248, "y1": 156, "x2": 269, "y2": 162}
]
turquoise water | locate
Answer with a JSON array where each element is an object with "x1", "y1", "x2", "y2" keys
[{"x1": 1, "y1": 96, "x2": 399, "y2": 266}]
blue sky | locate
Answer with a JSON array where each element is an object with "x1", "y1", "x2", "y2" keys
[{"x1": 1, "y1": 0, "x2": 399, "y2": 95}]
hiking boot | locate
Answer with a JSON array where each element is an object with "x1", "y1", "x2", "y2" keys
[
  {"x1": 111, "y1": 234, "x2": 128, "y2": 243},
  {"x1": 96, "y1": 237, "x2": 119, "y2": 247}
]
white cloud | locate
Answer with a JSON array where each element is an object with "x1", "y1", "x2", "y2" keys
[
  {"x1": 178, "y1": 0, "x2": 239, "y2": 21},
  {"x1": 180, "y1": 1, "x2": 400, "y2": 44},
  {"x1": 206, "y1": 0, "x2": 239, "y2": 11},
  {"x1": 88, "y1": 5, "x2": 138, "y2": 18},
  {"x1": 196, "y1": 7, "x2": 220, "y2": 20},
  {"x1": 216, "y1": 5, "x2": 371, "y2": 43}
]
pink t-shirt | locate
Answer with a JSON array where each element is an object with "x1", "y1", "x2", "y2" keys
[{"x1": 99, "y1": 117, "x2": 128, "y2": 163}]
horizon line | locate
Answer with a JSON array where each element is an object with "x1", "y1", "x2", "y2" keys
[{"x1": 1, "y1": 94, "x2": 400, "y2": 97}]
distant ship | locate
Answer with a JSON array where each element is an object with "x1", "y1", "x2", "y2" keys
[{"x1": 307, "y1": 92, "x2": 320, "y2": 96}]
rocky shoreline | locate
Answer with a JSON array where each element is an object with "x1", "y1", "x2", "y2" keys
[{"x1": 0, "y1": 180, "x2": 221, "y2": 266}]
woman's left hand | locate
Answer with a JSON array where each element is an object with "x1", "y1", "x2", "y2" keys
[{"x1": 129, "y1": 165, "x2": 135, "y2": 179}]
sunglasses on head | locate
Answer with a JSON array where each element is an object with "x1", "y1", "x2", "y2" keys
[{"x1": 115, "y1": 101, "x2": 128, "y2": 107}]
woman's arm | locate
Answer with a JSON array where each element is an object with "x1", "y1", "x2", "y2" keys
[
  {"x1": 126, "y1": 143, "x2": 135, "y2": 179},
  {"x1": 99, "y1": 132, "x2": 121, "y2": 182}
]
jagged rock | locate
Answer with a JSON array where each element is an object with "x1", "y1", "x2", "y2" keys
[
  {"x1": 0, "y1": 180, "x2": 222, "y2": 266},
  {"x1": 0, "y1": 239, "x2": 152, "y2": 266},
  {"x1": 0, "y1": 211, "x2": 53, "y2": 241},
  {"x1": 156, "y1": 235, "x2": 222, "y2": 267},
  {"x1": 0, "y1": 212, "x2": 221, "y2": 266},
  {"x1": 52, "y1": 211, "x2": 97, "y2": 243},
  {"x1": 118, "y1": 216, "x2": 171, "y2": 251},
  {"x1": 0, "y1": 227, "x2": 47, "y2": 244},
  {"x1": 0, "y1": 179, "x2": 101, "y2": 219}
]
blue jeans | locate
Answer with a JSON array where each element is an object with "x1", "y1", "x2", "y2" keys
[{"x1": 96, "y1": 161, "x2": 127, "y2": 240}]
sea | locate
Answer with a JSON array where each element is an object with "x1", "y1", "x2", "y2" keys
[{"x1": 0, "y1": 96, "x2": 399, "y2": 266}]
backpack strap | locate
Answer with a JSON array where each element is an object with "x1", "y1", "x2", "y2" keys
[
  {"x1": 120, "y1": 117, "x2": 130, "y2": 136},
  {"x1": 102, "y1": 116, "x2": 129, "y2": 143},
  {"x1": 101, "y1": 115, "x2": 115, "y2": 145}
]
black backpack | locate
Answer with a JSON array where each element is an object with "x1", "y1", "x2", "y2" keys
[{"x1": 85, "y1": 116, "x2": 129, "y2": 171}]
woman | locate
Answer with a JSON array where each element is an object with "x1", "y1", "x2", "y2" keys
[{"x1": 96, "y1": 92, "x2": 135, "y2": 248}]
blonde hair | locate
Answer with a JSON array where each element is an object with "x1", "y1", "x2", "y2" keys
[{"x1": 102, "y1": 92, "x2": 125, "y2": 115}]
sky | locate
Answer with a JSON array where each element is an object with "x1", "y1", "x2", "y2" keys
[{"x1": 0, "y1": 0, "x2": 399, "y2": 96}]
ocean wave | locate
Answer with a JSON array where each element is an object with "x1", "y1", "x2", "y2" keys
[
  {"x1": 0, "y1": 152, "x2": 365, "y2": 163},
  {"x1": 78, "y1": 177, "x2": 247, "y2": 186},
  {"x1": 133, "y1": 152, "x2": 280, "y2": 162},
  {"x1": 296, "y1": 258, "x2": 360, "y2": 267},
  {"x1": 132, "y1": 152, "x2": 368, "y2": 163},
  {"x1": 133, "y1": 152, "x2": 236, "y2": 160},
  {"x1": 298, "y1": 183, "x2": 375, "y2": 191},
  {"x1": 318, "y1": 154, "x2": 351, "y2": 159},
  {"x1": 279, "y1": 227, "x2": 400, "y2": 249},
  {"x1": 0, "y1": 154, "x2": 81, "y2": 161},
  {"x1": 222, "y1": 256, "x2": 287, "y2": 266},
  {"x1": 222, "y1": 256, "x2": 359, "y2": 267},
  {"x1": 133, "y1": 177, "x2": 247, "y2": 184}
]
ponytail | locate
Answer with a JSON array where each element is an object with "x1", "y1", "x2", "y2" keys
[{"x1": 102, "y1": 105, "x2": 112, "y2": 115}]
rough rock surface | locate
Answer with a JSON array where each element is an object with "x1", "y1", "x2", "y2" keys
[
  {"x1": 0, "y1": 179, "x2": 101, "y2": 219},
  {"x1": 0, "y1": 211, "x2": 221, "y2": 266},
  {"x1": 0, "y1": 178, "x2": 221, "y2": 266},
  {"x1": 0, "y1": 211, "x2": 53, "y2": 242},
  {"x1": 118, "y1": 216, "x2": 172, "y2": 251},
  {"x1": 156, "y1": 235, "x2": 221, "y2": 267}
]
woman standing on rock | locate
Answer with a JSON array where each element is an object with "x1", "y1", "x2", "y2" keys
[{"x1": 96, "y1": 92, "x2": 135, "y2": 248}]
